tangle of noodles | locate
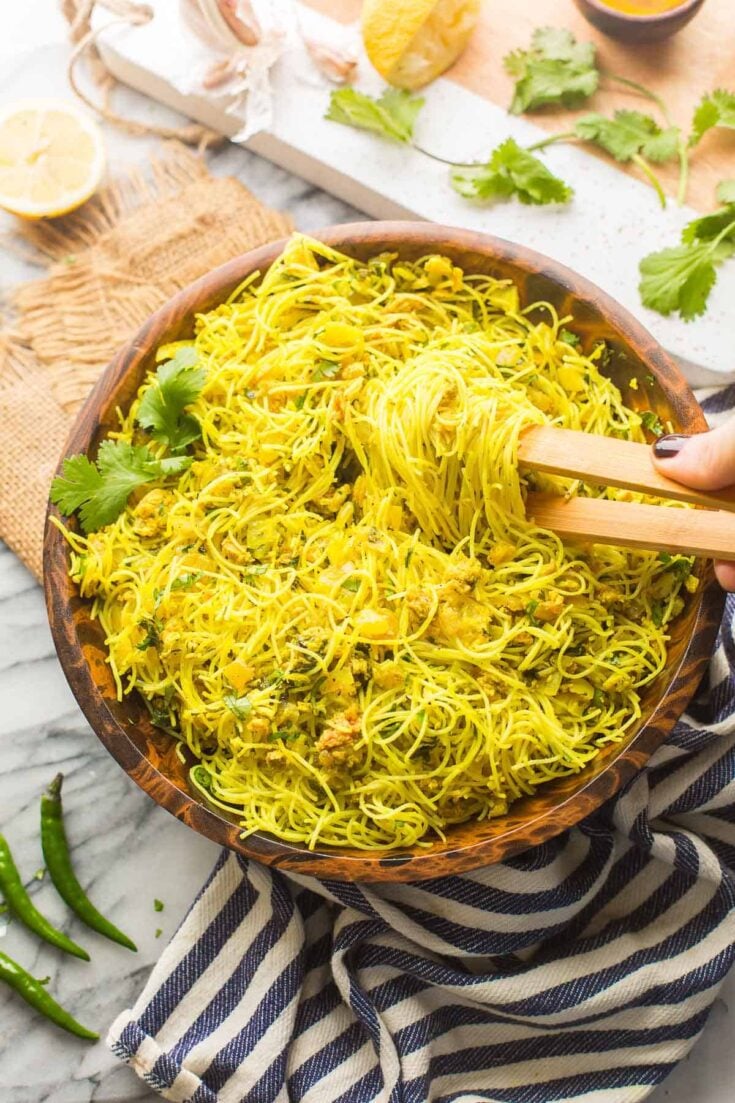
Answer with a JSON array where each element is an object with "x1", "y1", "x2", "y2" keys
[{"x1": 59, "y1": 235, "x2": 697, "y2": 850}]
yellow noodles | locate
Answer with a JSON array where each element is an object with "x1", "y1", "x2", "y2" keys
[{"x1": 63, "y1": 235, "x2": 695, "y2": 850}]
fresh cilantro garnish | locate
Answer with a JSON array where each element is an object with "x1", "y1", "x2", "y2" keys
[
  {"x1": 451, "y1": 138, "x2": 573, "y2": 206},
  {"x1": 559, "y1": 328, "x2": 580, "y2": 346},
  {"x1": 294, "y1": 393, "x2": 307, "y2": 410},
  {"x1": 651, "y1": 601, "x2": 665, "y2": 628},
  {"x1": 504, "y1": 27, "x2": 599, "y2": 114},
  {"x1": 575, "y1": 111, "x2": 679, "y2": 163},
  {"x1": 570, "y1": 111, "x2": 680, "y2": 206},
  {"x1": 689, "y1": 89, "x2": 735, "y2": 146},
  {"x1": 50, "y1": 441, "x2": 190, "y2": 534},
  {"x1": 224, "y1": 694, "x2": 253, "y2": 719},
  {"x1": 313, "y1": 359, "x2": 340, "y2": 380},
  {"x1": 153, "y1": 898, "x2": 164, "y2": 912},
  {"x1": 639, "y1": 201, "x2": 735, "y2": 320},
  {"x1": 681, "y1": 198, "x2": 735, "y2": 246},
  {"x1": 269, "y1": 729, "x2": 299, "y2": 742},
  {"x1": 155, "y1": 928, "x2": 163, "y2": 939},
  {"x1": 262, "y1": 668, "x2": 285, "y2": 688},
  {"x1": 657, "y1": 551, "x2": 692, "y2": 580},
  {"x1": 341, "y1": 577, "x2": 361, "y2": 592},
  {"x1": 325, "y1": 87, "x2": 424, "y2": 143},
  {"x1": 716, "y1": 180, "x2": 735, "y2": 205},
  {"x1": 640, "y1": 410, "x2": 665, "y2": 437},
  {"x1": 137, "y1": 616, "x2": 162, "y2": 651},
  {"x1": 136, "y1": 347, "x2": 205, "y2": 454},
  {"x1": 191, "y1": 764, "x2": 212, "y2": 791},
  {"x1": 244, "y1": 564, "x2": 268, "y2": 581},
  {"x1": 171, "y1": 572, "x2": 201, "y2": 590},
  {"x1": 526, "y1": 599, "x2": 539, "y2": 623}
]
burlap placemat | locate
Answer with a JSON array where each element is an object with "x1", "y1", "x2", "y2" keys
[{"x1": 0, "y1": 144, "x2": 292, "y2": 580}]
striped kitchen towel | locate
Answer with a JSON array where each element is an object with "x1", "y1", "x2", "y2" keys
[{"x1": 108, "y1": 390, "x2": 735, "y2": 1103}]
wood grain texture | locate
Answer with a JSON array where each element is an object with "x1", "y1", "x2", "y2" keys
[
  {"x1": 43, "y1": 222, "x2": 724, "y2": 883},
  {"x1": 303, "y1": 0, "x2": 735, "y2": 210},
  {"x1": 518, "y1": 425, "x2": 735, "y2": 511},
  {"x1": 528, "y1": 492, "x2": 735, "y2": 558}
]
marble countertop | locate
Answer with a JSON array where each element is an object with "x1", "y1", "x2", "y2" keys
[{"x1": 1, "y1": 4, "x2": 734, "y2": 1100}]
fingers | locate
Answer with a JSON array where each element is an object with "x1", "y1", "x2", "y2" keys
[
  {"x1": 651, "y1": 418, "x2": 735, "y2": 491},
  {"x1": 715, "y1": 561, "x2": 735, "y2": 592}
]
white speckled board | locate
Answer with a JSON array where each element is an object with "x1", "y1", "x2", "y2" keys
[{"x1": 95, "y1": 0, "x2": 735, "y2": 381}]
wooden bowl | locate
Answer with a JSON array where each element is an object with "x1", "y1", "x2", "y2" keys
[
  {"x1": 44, "y1": 222, "x2": 724, "y2": 883},
  {"x1": 573, "y1": 0, "x2": 706, "y2": 42}
]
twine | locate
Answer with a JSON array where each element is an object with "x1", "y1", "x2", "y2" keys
[{"x1": 63, "y1": 0, "x2": 223, "y2": 149}]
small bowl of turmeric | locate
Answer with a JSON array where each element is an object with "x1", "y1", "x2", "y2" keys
[{"x1": 574, "y1": 0, "x2": 706, "y2": 42}]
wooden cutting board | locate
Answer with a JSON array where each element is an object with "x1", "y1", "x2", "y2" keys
[{"x1": 305, "y1": 0, "x2": 735, "y2": 211}]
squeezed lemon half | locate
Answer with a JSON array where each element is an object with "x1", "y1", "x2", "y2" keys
[
  {"x1": 0, "y1": 99, "x2": 105, "y2": 219},
  {"x1": 362, "y1": 0, "x2": 481, "y2": 90}
]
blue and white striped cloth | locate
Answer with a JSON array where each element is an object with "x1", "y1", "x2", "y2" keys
[{"x1": 109, "y1": 387, "x2": 735, "y2": 1103}]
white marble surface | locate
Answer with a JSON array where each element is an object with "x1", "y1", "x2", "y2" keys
[{"x1": 1, "y1": 4, "x2": 735, "y2": 1100}]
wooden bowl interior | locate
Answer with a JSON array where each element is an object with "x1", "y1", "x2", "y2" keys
[{"x1": 44, "y1": 224, "x2": 723, "y2": 882}]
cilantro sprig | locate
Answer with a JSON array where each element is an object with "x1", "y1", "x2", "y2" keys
[
  {"x1": 451, "y1": 138, "x2": 572, "y2": 206},
  {"x1": 504, "y1": 27, "x2": 599, "y2": 114},
  {"x1": 137, "y1": 347, "x2": 205, "y2": 453},
  {"x1": 689, "y1": 89, "x2": 735, "y2": 147},
  {"x1": 639, "y1": 191, "x2": 735, "y2": 321},
  {"x1": 326, "y1": 88, "x2": 423, "y2": 144},
  {"x1": 51, "y1": 443, "x2": 191, "y2": 533},
  {"x1": 51, "y1": 347, "x2": 204, "y2": 532}
]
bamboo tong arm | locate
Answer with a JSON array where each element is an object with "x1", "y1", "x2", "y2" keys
[
  {"x1": 518, "y1": 426, "x2": 735, "y2": 512},
  {"x1": 526, "y1": 493, "x2": 735, "y2": 561},
  {"x1": 519, "y1": 426, "x2": 735, "y2": 561}
]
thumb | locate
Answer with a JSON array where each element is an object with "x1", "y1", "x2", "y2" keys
[{"x1": 651, "y1": 418, "x2": 735, "y2": 492}]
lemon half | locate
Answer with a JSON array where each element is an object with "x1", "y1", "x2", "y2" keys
[
  {"x1": 362, "y1": 0, "x2": 482, "y2": 90},
  {"x1": 0, "y1": 99, "x2": 105, "y2": 220}
]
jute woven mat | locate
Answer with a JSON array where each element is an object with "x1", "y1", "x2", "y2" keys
[{"x1": 0, "y1": 144, "x2": 292, "y2": 580}]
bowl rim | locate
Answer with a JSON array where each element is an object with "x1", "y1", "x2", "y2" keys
[
  {"x1": 579, "y1": 0, "x2": 703, "y2": 23},
  {"x1": 43, "y1": 221, "x2": 724, "y2": 882}
]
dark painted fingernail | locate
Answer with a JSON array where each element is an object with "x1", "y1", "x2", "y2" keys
[{"x1": 653, "y1": 434, "x2": 688, "y2": 459}]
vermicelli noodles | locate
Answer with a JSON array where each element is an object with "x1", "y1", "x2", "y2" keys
[{"x1": 59, "y1": 235, "x2": 696, "y2": 850}]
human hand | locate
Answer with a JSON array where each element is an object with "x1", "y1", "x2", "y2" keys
[{"x1": 653, "y1": 420, "x2": 735, "y2": 591}]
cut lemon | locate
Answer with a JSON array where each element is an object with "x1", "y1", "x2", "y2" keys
[
  {"x1": 362, "y1": 0, "x2": 481, "y2": 91},
  {"x1": 0, "y1": 99, "x2": 105, "y2": 220}
]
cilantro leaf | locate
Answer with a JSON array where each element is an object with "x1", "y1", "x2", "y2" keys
[
  {"x1": 325, "y1": 88, "x2": 423, "y2": 144},
  {"x1": 639, "y1": 238, "x2": 735, "y2": 321},
  {"x1": 50, "y1": 441, "x2": 190, "y2": 533},
  {"x1": 504, "y1": 27, "x2": 599, "y2": 114},
  {"x1": 681, "y1": 201, "x2": 735, "y2": 245},
  {"x1": 689, "y1": 89, "x2": 735, "y2": 146},
  {"x1": 574, "y1": 111, "x2": 679, "y2": 164},
  {"x1": 640, "y1": 410, "x2": 665, "y2": 437},
  {"x1": 136, "y1": 347, "x2": 205, "y2": 453},
  {"x1": 224, "y1": 694, "x2": 253, "y2": 720},
  {"x1": 642, "y1": 126, "x2": 681, "y2": 164},
  {"x1": 716, "y1": 180, "x2": 735, "y2": 205},
  {"x1": 451, "y1": 138, "x2": 573, "y2": 206}
]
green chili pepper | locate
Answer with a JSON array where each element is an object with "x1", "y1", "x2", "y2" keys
[
  {"x1": 0, "y1": 834, "x2": 89, "y2": 960},
  {"x1": 0, "y1": 950, "x2": 98, "y2": 1040},
  {"x1": 41, "y1": 775, "x2": 137, "y2": 953}
]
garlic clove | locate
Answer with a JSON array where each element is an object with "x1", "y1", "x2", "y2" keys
[
  {"x1": 179, "y1": 0, "x2": 261, "y2": 53},
  {"x1": 304, "y1": 37, "x2": 358, "y2": 84},
  {"x1": 217, "y1": 0, "x2": 261, "y2": 47}
]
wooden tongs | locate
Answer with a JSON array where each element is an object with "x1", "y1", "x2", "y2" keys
[{"x1": 519, "y1": 426, "x2": 735, "y2": 561}]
